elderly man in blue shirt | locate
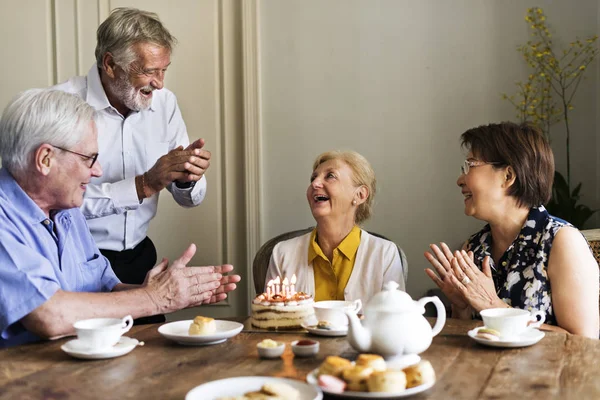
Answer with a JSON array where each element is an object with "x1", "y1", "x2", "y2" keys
[{"x1": 0, "y1": 89, "x2": 240, "y2": 347}]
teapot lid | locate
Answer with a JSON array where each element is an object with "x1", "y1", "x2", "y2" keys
[{"x1": 366, "y1": 281, "x2": 417, "y2": 313}]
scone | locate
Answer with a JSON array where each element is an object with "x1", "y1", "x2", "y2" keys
[
  {"x1": 188, "y1": 316, "x2": 216, "y2": 335},
  {"x1": 216, "y1": 397, "x2": 248, "y2": 400},
  {"x1": 403, "y1": 360, "x2": 436, "y2": 388},
  {"x1": 243, "y1": 392, "x2": 278, "y2": 399},
  {"x1": 342, "y1": 365, "x2": 374, "y2": 392},
  {"x1": 367, "y1": 370, "x2": 407, "y2": 393},
  {"x1": 261, "y1": 382, "x2": 300, "y2": 400},
  {"x1": 356, "y1": 354, "x2": 387, "y2": 372},
  {"x1": 319, "y1": 356, "x2": 353, "y2": 378}
]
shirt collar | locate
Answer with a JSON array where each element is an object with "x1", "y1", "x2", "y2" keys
[
  {"x1": 517, "y1": 206, "x2": 549, "y2": 250},
  {"x1": 86, "y1": 65, "x2": 112, "y2": 111},
  {"x1": 337, "y1": 225, "x2": 361, "y2": 259},
  {"x1": 86, "y1": 65, "x2": 156, "y2": 113},
  {"x1": 479, "y1": 206, "x2": 549, "y2": 255},
  {"x1": 0, "y1": 169, "x2": 51, "y2": 225},
  {"x1": 308, "y1": 225, "x2": 361, "y2": 263}
]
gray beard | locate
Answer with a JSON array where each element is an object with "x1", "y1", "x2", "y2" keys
[{"x1": 109, "y1": 73, "x2": 153, "y2": 112}]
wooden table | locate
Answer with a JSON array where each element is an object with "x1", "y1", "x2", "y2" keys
[{"x1": 1, "y1": 317, "x2": 599, "y2": 399}]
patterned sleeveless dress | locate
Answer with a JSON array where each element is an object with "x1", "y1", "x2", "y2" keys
[{"x1": 465, "y1": 206, "x2": 570, "y2": 326}]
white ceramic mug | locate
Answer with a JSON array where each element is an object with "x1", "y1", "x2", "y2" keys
[
  {"x1": 312, "y1": 300, "x2": 362, "y2": 327},
  {"x1": 480, "y1": 308, "x2": 545, "y2": 338},
  {"x1": 73, "y1": 315, "x2": 133, "y2": 351}
]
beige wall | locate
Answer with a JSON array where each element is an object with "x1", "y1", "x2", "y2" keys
[
  {"x1": 257, "y1": 0, "x2": 600, "y2": 300},
  {"x1": 0, "y1": 0, "x2": 599, "y2": 311}
]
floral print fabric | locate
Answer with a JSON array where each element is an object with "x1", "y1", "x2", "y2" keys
[{"x1": 465, "y1": 206, "x2": 570, "y2": 326}]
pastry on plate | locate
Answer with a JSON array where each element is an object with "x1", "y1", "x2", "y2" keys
[
  {"x1": 261, "y1": 381, "x2": 300, "y2": 400},
  {"x1": 188, "y1": 316, "x2": 216, "y2": 335},
  {"x1": 403, "y1": 360, "x2": 436, "y2": 388},
  {"x1": 367, "y1": 370, "x2": 407, "y2": 393},
  {"x1": 243, "y1": 392, "x2": 278, "y2": 399},
  {"x1": 318, "y1": 355, "x2": 352, "y2": 377},
  {"x1": 317, "y1": 320, "x2": 334, "y2": 330},
  {"x1": 342, "y1": 365, "x2": 374, "y2": 392},
  {"x1": 317, "y1": 374, "x2": 346, "y2": 393},
  {"x1": 475, "y1": 327, "x2": 501, "y2": 341},
  {"x1": 356, "y1": 354, "x2": 386, "y2": 371}
]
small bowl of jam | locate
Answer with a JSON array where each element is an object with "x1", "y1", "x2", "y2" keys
[{"x1": 291, "y1": 339, "x2": 319, "y2": 357}]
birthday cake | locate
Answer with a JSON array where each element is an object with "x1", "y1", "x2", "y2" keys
[{"x1": 251, "y1": 276, "x2": 314, "y2": 330}]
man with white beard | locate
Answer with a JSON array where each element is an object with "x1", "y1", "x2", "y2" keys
[{"x1": 53, "y1": 8, "x2": 210, "y2": 324}]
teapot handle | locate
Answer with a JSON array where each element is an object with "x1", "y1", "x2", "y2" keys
[{"x1": 416, "y1": 296, "x2": 446, "y2": 337}]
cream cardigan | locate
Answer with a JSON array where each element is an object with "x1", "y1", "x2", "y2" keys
[{"x1": 265, "y1": 229, "x2": 407, "y2": 306}]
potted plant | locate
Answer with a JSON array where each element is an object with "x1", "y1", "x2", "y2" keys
[{"x1": 503, "y1": 7, "x2": 598, "y2": 228}]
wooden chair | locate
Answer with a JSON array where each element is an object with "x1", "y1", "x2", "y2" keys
[
  {"x1": 252, "y1": 227, "x2": 408, "y2": 294},
  {"x1": 582, "y1": 229, "x2": 600, "y2": 266},
  {"x1": 581, "y1": 229, "x2": 600, "y2": 317}
]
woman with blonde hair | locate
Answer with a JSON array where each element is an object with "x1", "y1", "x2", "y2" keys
[{"x1": 265, "y1": 150, "x2": 406, "y2": 305}]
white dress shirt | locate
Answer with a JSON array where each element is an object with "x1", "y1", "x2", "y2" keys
[
  {"x1": 53, "y1": 65, "x2": 207, "y2": 251},
  {"x1": 265, "y1": 230, "x2": 407, "y2": 307}
]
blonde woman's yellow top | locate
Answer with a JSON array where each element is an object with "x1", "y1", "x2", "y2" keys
[{"x1": 308, "y1": 226, "x2": 361, "y2": 301}]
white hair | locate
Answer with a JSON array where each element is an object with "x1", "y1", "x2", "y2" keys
[{"x1": 0, "y1": 89, "x2": 97, "y2": 175}]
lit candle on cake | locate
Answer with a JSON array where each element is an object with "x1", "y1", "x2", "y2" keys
[
  {"x1": 291, "y1": 274, "x2": 297, "y2": 295},
  {"x1": 266, "y1": 279, "x2": 274, "y2": 299},
  {"x1": 274, "y1": 276, "x2": 281, "y2": 294},
  {"x1": 282, "y1": 277, "x2": 289, "y2": 298}
]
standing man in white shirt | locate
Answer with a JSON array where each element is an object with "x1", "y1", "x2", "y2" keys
[{"x1": 53, "y1": 8, "x2": 210, "y2": 323}]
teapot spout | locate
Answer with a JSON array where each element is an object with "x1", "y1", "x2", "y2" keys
[{"x1": 345, "y1": 310, "x2": 371, "y2": 353}]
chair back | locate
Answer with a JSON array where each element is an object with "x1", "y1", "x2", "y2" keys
[
  {"x1": 252, "y1": 228, "x2": 408, "y2": 294},
  {"x1": 582, "y1": 229, "x2": 600, "y2": 266},
  {"x1": 581, "y1": 229, "x2": 600, "y2": 317},
  {"x1": 252, "y1": 227, "x2": 314, "y2": 294}
]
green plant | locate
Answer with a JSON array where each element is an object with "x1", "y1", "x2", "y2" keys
[{"x1": 503, "y1": 7, "x2": 599, "y2": 228}]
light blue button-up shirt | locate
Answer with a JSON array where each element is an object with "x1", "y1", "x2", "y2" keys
[{"x1": 0, "y1": 169, "x2": 120, "y2": 347}]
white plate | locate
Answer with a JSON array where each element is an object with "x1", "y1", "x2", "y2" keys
[
  {"x1": 306, "y1": 369, "x2": 434, "y2": 398},
  {"x1": 186, "y1": 376, "x2": 323, "y2": 400},
  {"x1": 61, "y1": 336, "x2": 139, "y2": 360},
  {"x1": 301, "y1": 322, "x2": 348, "y2": 337},
  {"x1": 158, "y1": 320, "x2": 243, "y2": 345},
  {"x1": 467, "y1": 327, "x2": 545, "y2": 348}
]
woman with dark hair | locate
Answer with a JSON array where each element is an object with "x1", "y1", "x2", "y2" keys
[{"x1": 425, "y1": 122, "x2": 598, "y2": 338}]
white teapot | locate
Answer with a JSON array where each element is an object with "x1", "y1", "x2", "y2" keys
[{"x1": 345, "y1": 281, "x2": 446, "y2": 358}]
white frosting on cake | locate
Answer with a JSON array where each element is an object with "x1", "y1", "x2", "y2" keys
[{"x1": 250, "y1": 294, "x2": 314, "y2": 330}]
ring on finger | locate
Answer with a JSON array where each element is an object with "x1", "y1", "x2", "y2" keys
[{"x1": 461, "y1": 275, "x2": 471, "y2": 285}]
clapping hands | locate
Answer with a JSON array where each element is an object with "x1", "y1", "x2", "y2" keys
[
  {"x1": 145, "y1": 139, "x2": 211, "y2": 196},
  {"x1": 143, "y1": 244, "x2": 241, "y2": 315},
  {"x1": 424, "y1": 243, "x2": 505, "y2": 315}
]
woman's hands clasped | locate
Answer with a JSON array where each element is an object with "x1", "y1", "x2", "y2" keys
[{"x1": 424, "y1": 243, "x2": 505, "y2": 316}]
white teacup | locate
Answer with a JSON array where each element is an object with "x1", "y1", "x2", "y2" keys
[
  {"x1": 312, "y1": 300, "x2": 362, "y2": 328},
  {"x1": 480, "y1": 308, "x2": 545, "y2": 338},
  {"x1": 73, "y1": 315, "x2": 133, "y2": 351}
]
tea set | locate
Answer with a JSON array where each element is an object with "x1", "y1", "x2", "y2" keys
[{"x1": 62, "y1": 280, "x2": 544, "y2": 362}]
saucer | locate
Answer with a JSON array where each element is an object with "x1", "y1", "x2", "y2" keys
[
  {"x1": 468, "y1": 327, "x2": 545, "y2": 348},
  {"x1": 158, "y1": 320, "x2": 243, "y2": 345},
  {"x1": 301, "y1": 322, "x2": 347, "y2": 337},
  {"x1": 61, "y1": 336, "x2": 139, "y2": 360}
]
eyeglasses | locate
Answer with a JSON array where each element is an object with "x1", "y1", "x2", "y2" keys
[
  {"x1": 461, "y1": 160, "x2": 501, "y2": 175},
  {"x1": 52, "y1": 145, "x2": 99, "y2": 168}
]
